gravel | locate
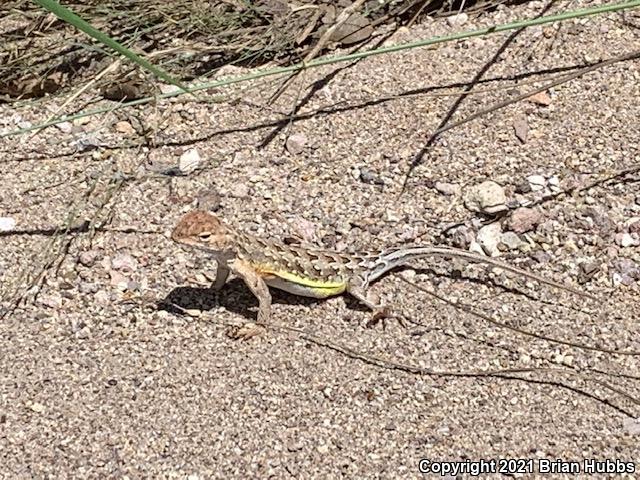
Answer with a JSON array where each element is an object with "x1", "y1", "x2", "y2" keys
[{"x1": 1, "y1": 0, "x2": 639, "y2": 476}]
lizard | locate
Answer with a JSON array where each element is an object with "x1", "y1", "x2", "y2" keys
[{"x1": 171, "y1": 210, "x2": 589, "y2": 338}]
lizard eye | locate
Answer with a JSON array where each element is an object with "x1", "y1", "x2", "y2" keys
[{"x1": 198, "y1": 232, "x2": 211, "y2": 240}]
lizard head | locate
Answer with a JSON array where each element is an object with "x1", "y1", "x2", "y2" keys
[{"x1": 171, "y1": 210, "x2": 235, "y2": 255}]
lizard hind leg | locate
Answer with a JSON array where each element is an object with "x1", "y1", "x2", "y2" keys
[{"x1": 347, "y1": 285, "x2": 407, "y2": 329}]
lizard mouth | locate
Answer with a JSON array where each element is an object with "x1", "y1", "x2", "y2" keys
[{"x1": 177, "y1": 241, "x2": 233, "y2": 260}]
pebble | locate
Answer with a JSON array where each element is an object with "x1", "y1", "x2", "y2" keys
[
  {"x1": 445, "y1": 225, "x2": 474, "y2": 248},
  {"x1": 547, "y1": 175, "x2": 561, "y2": 192},
  {"x1": 75, "y1": 134, "x2": 101, "y2": 152},
  {"x1": 55, "y1": 121, "x2": 73, "y2": 133},
  {"x1": 286, "y1": 133, "x2": 307, "y2": 155},
  {"x1": 78, "y1": 282, "x2": 99, "y2": 294},
  {"x1": 526, "y1": 175, "x2": 546, "y2": 192},
  {"x1": 513, "y1": 115, "x2": 529, "y2": 143},
  {"x1": 114, "y1": 120, "x2": 135, "y2": 135},
  {"x1": 514, "y1": 181, "x2": 532, "y2": 194},
  {"x1": 359, "y1": 167, "x2": 384, "y2": 185},
  {"x1": 197, "y1": 187, "x2": 222, "y2": 212},
  {"x1": 578, "y1": 261, "x2": 600, "y2": 282},
  {"x1": 585, "y1": 206, "x2": 614, "y2": 232},
  {"x1": 508, "y1": 207, "x2": 543, "y2": 233},
  {"x1": 615, "y1": 232, "x2": 640, "y2": 248},
  {"x1": 78, "y1": 250, "x2": 100, "y2": 267},
  {"x1": 28, "y1": 402, "x2": 46, "y2": 413},
  {"x1": 446, "y1": 12, "x2": 468, "y2": 27},
  {"x1": 611, "y1": 258, "x2": 640, "y2": 286},
  {"x1": 531, "y1": 250, "x2": 552, "y2": 263},
  {"x1": 179, "y1": 148, "x2": 201, "y2": 175},
  {"x1": 75, "y1": 326, "x2": 91, "y2": 339},
  {"x1": 463, "y1": 181, "x2": 507, "y2": 214},
  {"x1": 564, "y1": 239, "x2": 579, "y2": 253},
  {"x1": 0, "y1": 217, "x2": 16, "y2": 232},
  {"x1": 623, "y1": 417, "x2": 640, "y2": 435},
  {"x1": 434, "y1": 181, "x2": 461, "y2": 196},
  {"x1": 527, "y1": 91, "x2": 552, "y2": 106},
  {"x1": 287, "y1": 441, "x2": 304, "y2": 452},
  {"x1": 291, "y1": 217, "x2": 317, "y2": 243},
  {"x1": 109, "y1": 271, "x2": 129, "y2": 290},
  {"x1": 230, "y1": 183, "x2": 250, "y2": 199},
  {"x1": 111, "y1": 253, "x2": 138, "y2": 272},
  {"x1": 477, "y1": 223, "x2": 502, "y2": 256},
  {"x1": 626, "y1": 218, "x2": 640, "y2": 234},
  {"x1": 94, "y1": 290, "x2": 111, "y2": 305},
  {"x1": 469, "y1": 240, "x2": 485, "y2": 256},
  {"x1": 500, "y1": 232, "x2": 523, "y2": 250}
]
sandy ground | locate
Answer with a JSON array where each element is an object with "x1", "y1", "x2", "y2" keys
[{"x1": 1, "y1": 0, "x2": 639, "y2": 478}]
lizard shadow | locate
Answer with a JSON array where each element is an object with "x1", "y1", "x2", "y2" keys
[{"x1": 159, "y1": 278, "x2": 334, "y2": 321}]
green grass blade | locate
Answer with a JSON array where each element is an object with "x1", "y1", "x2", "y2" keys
[{"x1": 31, "y1": 0, "x2": 190, "y2": 93}]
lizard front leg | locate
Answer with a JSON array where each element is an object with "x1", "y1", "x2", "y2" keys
[
  {"x1": 228, "y1": 258, "x2": 272, "y2": 339},
  {"x1": 212, "y1": 263, "x2": 230, "y2": 290}
]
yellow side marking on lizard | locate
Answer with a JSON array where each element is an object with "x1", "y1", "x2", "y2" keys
[{"x1": 255, "y1": 265, "x2": 347, "y2": 296}]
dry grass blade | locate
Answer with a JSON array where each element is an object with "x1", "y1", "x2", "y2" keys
[
  {"x1": 398, "y1": 276, "x2": 640, "y2": 356},
  {"x1": 401, "y1": 48, "x2": 640, "y2": 192},
  {"x1": 268, "y1": 0, "x2": 368, "y2": 104}
]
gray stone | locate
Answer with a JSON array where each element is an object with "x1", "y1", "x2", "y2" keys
[
  {"x1": 434, "y1": 181, "x2": 461, "y2": 196},
  {"x1": 500, "y1": 232, "x2": 523, "y2": 250},
  {"x1": 463, "y1": 181, "x2": 507, "y2": 214}
]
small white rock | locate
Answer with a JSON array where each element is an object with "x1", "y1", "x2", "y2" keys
[
  {"x1": 464, "y1": 181, "x2": 507, "y2": 214},
  {"x1": 526, "y1": 175, "x2": 546, "y2": 192},
  {"x1": 469, "y1": 240, "x2": 486, "y2": 256},
  {"x1": 0, "y1": 217, "x2": 16, "y2": 232},
  {"x1": 55, "y1": 121, "x2": 73, "y2": 133},
  {"x1": 109, "y1": 271, "x2": 129, "y2": 290},
  {"x1": 230, "y1": 183, "x2": 250, "y2": 199},
  {"x1": 158, "y1": 84, "x2": 181, "y2": 95},
  {"x1": 384, "y1": 210, "x2": 401, "y2": 222},
  {"x1": 28, "y1": 402, "x2": 46, "y2": 413},
  {"x1": 547, "y1": 175, "x2": 561, "y2": 191},
  {"x1": 94, "y1": 290, "x2": 111, "y2": 305},
  {"x1": 616, "y1": 232, "x2": 640, "y2": 248},
  {"x1": 446, "y1": 12, "x2": 468, "y2": 27},
  {"x1": 477, "y1": 223, "x2": 503, "y2": 256},
  {"x1": 179, "y1": 148, "x2": 201, "y2": 174},
  {"x1": 623, "y1": 417, "x2": 640, "y2": 435},
  {"x1": 286, "y1": 133, "x2": 307, "y2": 155},
  {"x1": 434, "y1": 181, "x2": 461, "y2": 196}
]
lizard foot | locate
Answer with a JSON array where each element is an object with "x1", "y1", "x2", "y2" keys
[
  {"x1": 227, "y1": 322, "x2": 267, "y2": 340},
  {"x1": 366, "y1": 306, "x2": 407, "y2": 329}
]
